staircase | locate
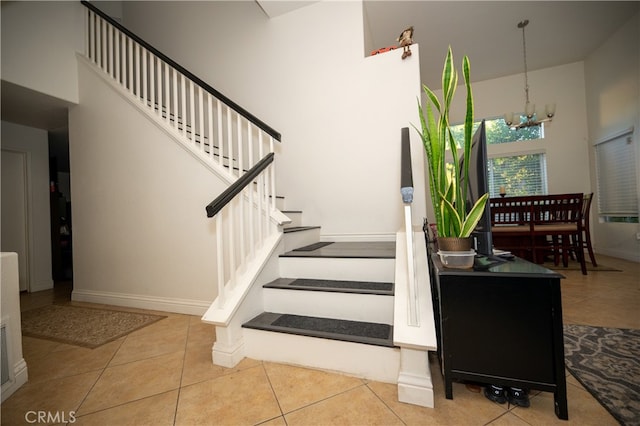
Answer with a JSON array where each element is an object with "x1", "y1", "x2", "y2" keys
[
  {"x1": 242, "y1": 208, "x2": 399, "y2": 382},
  {"x1": 81, "y1": 1, "x2": 436, "y2": 408}
]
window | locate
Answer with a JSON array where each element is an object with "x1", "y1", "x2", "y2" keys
[
  {"x1": 488, "y1": 154, "x2": 548, "y2": 197},
  {"x1": 450, "y1": 116, "x2": 543, "y2": 147},
  {"x1": 595, "y1": 128, "x2": 638, "y2": 223},
  {"x1": 449, "y1": 117, "x2": 548, "y2": 197}
]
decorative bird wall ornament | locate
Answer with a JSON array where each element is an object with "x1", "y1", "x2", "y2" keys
[{"x1": 397, "y1": 26, "x2": 414, "y2": 59}]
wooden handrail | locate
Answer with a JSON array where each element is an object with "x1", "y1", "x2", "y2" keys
[
  {"x1": 81, "y1": 0, "x2": 281, "y2": 142},
  {"x1": 206, "y1": 153, "x2": 274, "y2": 217}
]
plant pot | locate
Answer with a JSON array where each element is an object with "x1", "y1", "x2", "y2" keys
[{"x1": 437, "y1": 237, "x2": 473, "y2": 252}]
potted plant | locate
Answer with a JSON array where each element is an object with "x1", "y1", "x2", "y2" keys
[{"x1": 414, "y1": 47, "x2": 488, "y2": 264}]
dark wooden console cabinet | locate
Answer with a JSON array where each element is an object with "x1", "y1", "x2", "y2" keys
[{"x1": 429, "y1": 253, "x2": 568, "y2": 420}]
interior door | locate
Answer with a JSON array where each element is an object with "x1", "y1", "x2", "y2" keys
[{"x1": 1, "y1": 149, "x2": 29, "y2": 291}]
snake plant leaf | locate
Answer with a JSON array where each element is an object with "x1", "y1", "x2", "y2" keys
[
  {"x1": 441, "y1": 196, "x2": 462, "y2": 237},
  {"x1": 459, "y1": 193, "x2": 489, "y2": 238}
]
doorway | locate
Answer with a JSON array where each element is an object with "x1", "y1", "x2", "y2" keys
[{"x1": 1, "y1": 149, "x2": 30, "y2": 291}]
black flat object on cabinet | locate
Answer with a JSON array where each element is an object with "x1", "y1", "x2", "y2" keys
[{"x1": 429, "y1": 253, "x2": 568, "y2": 420}]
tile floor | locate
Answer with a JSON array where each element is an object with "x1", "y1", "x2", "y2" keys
[{"x1": 2, "y1": 254, "x2": 638, "y2": 425}]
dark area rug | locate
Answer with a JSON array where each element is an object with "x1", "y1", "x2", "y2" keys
[
  {"x1": 21, "y1": 304, "x2": 166, "y2": 348},
  {"x1": 563, "y1": 324, "x2": 640, "y2": 425}
]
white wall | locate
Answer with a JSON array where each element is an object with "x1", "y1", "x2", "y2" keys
[
  {"x1": 69, "y1": 59, "x2": 229, "y2": 313},
  {"x1": 1, "y1": 121, "x2": 53, "y2": 292},
  {"x1": 584, "y1": 12, "x2": 640, "y2": 262},
  {"x1": 0, "y1": 1, "x2": 84, "y2": 104},
  {"x1": 120, "y1": 0, "x2": 426, "y2": 240}
]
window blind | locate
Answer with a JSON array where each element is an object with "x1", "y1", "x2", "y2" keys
[
  {"x1": 595, "y1": 129, "x2": 638, "y2": 219},
  {"x1": 488, "y1": 153, "x2": 548, "y2": 197}
]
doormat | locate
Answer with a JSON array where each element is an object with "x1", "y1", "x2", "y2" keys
[
  {"x1": 563, "y1": 324, "x2": 640, "y2": 425},
  {"x1": 21, "y1": 304, "x2": 166, "y2": 348}
]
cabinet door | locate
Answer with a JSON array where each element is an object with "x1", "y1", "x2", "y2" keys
[{"x1": 441, "y1": 275, "x2": 556, "y2": 384}]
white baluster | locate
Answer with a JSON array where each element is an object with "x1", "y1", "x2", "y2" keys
[
  {"x1": 247, "y1": 122, "x2": 255, "y2": 257},
  {"x1": 228, "y1": 201, "x2": 236, "y2": 289},
  {"x1": 189, "y1": 81, "x2": 195, "y2": 142},
  {"x1": 127, "y1": 38, "x2": 133, "y2": 93},
  {"x1": 88, "y1": 11, "x2": 95, "y2": 62},
  {"x1": 157, "y1": 59, "x2": 163, "y2": 117},
  {"x1": 134, "y1": 43, "x2": 140, "y2": 98},
  {"x1": 180, "y1": 74, "x2": 187, "y2": 135},
  {"x1": 207, "y1": 95, "x2": 214, "y2": 160},
  {"x1": 269, "y1": 136, "x2": 276, "y2": 213},
  {"x1": 142, "y1": 49, "x2": 147, "y2": 104},
  {"x1": 172, "y1": 70, "x2": 178, "y2": 128},
  {"x1": 198, "y1": 87, "x2": 204, "y2": 151},
  {"x1": 149, "y1": 56, "x2": 155, "y2": 111},
  {"x1": 101, "y1": 18, "x2": 106, "y2": 70},
  {"x1": 226, "y1": 106, "x2": 233, "y2": 176},
  {"x1": 163, "y1": 62, "x2": 170, "y2": 121},
  {"x1": 217, "y1": 100, "x2": 224, "y2": 167},
  {"x1": 115, "y1": 30, "x2": 120, "y2": 83},
  {"x1": 215, "y1": 214, "x2": 225, "y2": 307}
]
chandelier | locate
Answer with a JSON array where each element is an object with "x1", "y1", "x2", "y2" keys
[{"x1": 504, "y1": 19, "x2": 556, "y2": 130}]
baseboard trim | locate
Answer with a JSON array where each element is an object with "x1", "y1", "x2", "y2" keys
[
  {"x1": 1, "y1": 359, "x2": 28, "y2": 403},
  {"x1": 594, "y1": 247, "x2": 640, "y2": 263},
  {"x1": 71, "y1": 289, "x2": 211, "y2": 315}
]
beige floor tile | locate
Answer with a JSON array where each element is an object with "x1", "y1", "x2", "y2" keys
[
  {"x1": 73, "y1": 390, "x2": 178, "y2": 426},
  {"x1": 367, "y1": 376, "x2": 508, "y2": 425},
  {"x1": 181, "y1": 343, "x2": 260, "y2": 387},
  {"x1": 285, "y1": 384, "x2": 403, "y2": 425},
  {"x1": 21, "y1": 336, "x2": 65, "y2": 362},
  {"x1": 510, "y1": 381, "x2": 617, "y2": 425},
  {"x1": 486, "y1": 411, "x2": 532, "y2": 425},
  {"x1": 175, "y1": 365, "x2": 281, "y2": 425},
  {"x1": 264, "y1": 362, "x2": 364, "y2": 414},
  {"x1": 1, "y1": 370, "x2": 101, "y2": 425},
  {"x1": 109, "y1": 323, "x2": 188, "y2": 366},
  {"x1": 186, "y1": 316, "x2": 216, "y2": 348},
  {"x1": 128, "y1": 314, "x2": 190, "y2": 337},
  {"x1": 77, "y1": 350, "x2": 184, "y2": 416},
  {"x1": 259, "y1": 416, "x2": 288, "y2": 426},
  {"x1": 25, "y1": 338, "x2": 123, "y2": 383}
]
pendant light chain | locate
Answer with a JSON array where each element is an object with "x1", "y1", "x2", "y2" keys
[{"x1": 520, "y1": 20, "x2": 531, "y2": 110}]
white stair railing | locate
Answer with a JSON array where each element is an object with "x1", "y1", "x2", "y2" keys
[
  {"x1": 82, "y1": 2, "x2": 287, "y2": 313},
  {"x1": 205, "y1": 153, "x2": 279, "y2": 309},
  {"x1": 83, "y1": 2, "x2": 280, "y2": 178}
]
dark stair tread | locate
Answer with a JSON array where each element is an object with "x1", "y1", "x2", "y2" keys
[
  {"x1": 243, "y1": 312, "x2": 395, "y2": 348},
  {"x1": 281, "y1": 210, "x2": 302, "y2": 213},
  {"x1": 264, "y1": 278, "x2": 394, "y2": 295},
  {"x1": 280, "y1": 241, "x2": 396, "y2": 259},
  {"x1": 283, "y1": 226, "x2": 321, "y2": 233}
]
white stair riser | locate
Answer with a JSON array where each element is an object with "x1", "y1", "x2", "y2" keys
[
  {"x1": 283, "y1": 228, "x2": 320, "y2": 251},
  {"x1": 276, "y1": 197, "x2": 285, "y2": 211},
  {"x1": 243, "y1": 328, "x2": 400, "y2": 383},
  {"x1": 279, "y1": 257, "x2": 394, "y2": 283},
  {"x1": 282, "y1": 212, "x2": 302, "y2": 227},
  {"x1": 263, "y1": 289, "x2": 393, "y2": 324}
]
